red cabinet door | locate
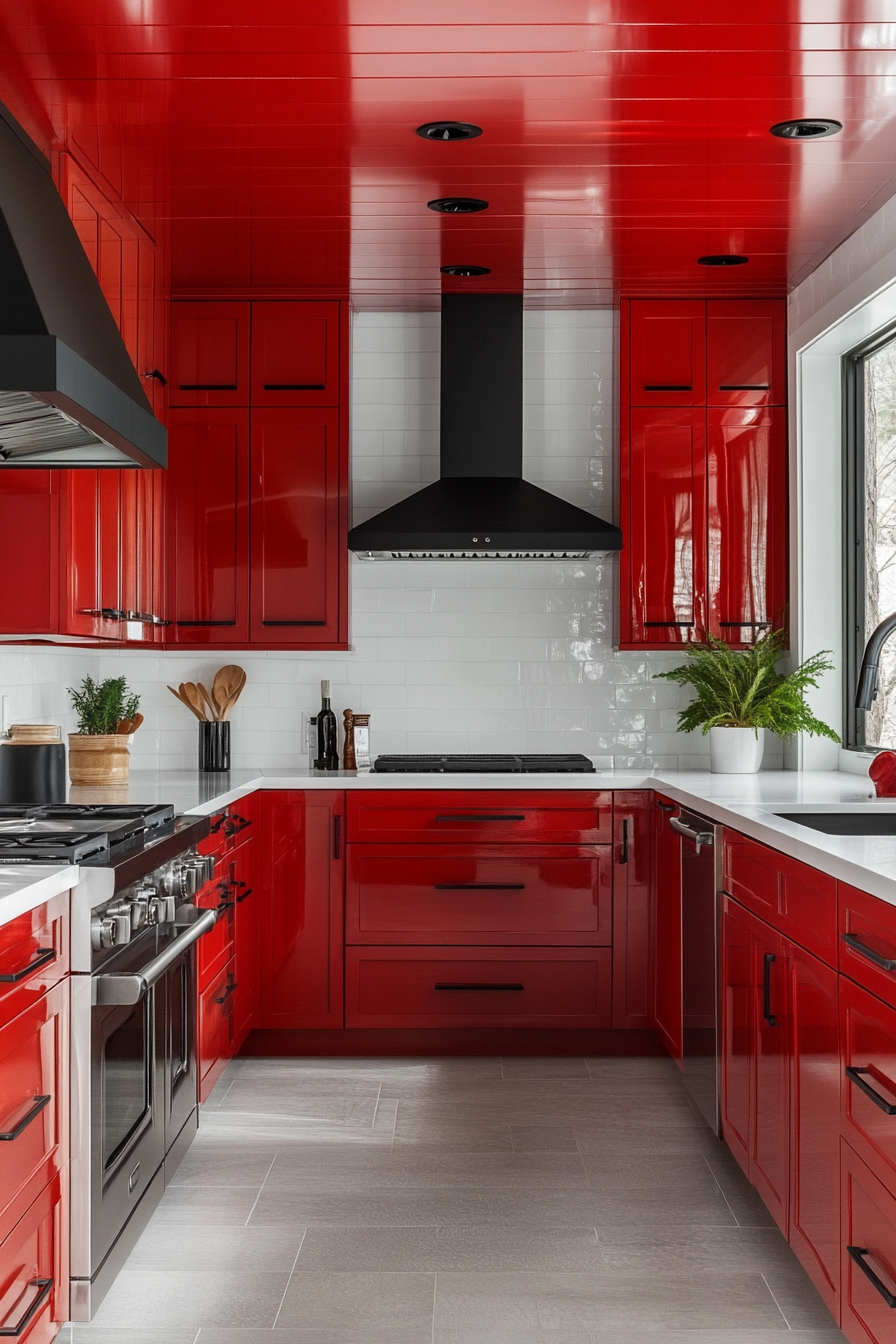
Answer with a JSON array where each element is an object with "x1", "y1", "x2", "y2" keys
[
  {"x1": 198, "y1": 957, "x2": 236, "y2": 1103},
  {"x1": 653, "y1": 798, "x2": 682, "y2": 1064},
  {"x1": 629, "y1": 299, "x2": 706, "y2": 406},
  {"x1": 0, "y1": 1168, "x2": 68, "y2": 1344},
  {"x1": 346, "y1": 790, "x2": 612, "y2": 846},
  {"x1": 751, "y1": 916, "x2": 790, "y2": 1235},
  {"x1": 251, "y1": 301, "x2": 340, "y2": 407},
  {"x1": 612, "y1": 793, "x2": 652, "y2": 1029},
  {"x1": 232, "y1": 840, "x2": 257, "y2": 1049},
  {"x1": 707, "y1": 299, "x2": 786, "y2": 408},
  {"x1": 60, "y1": 471, "x2": 120, "y2": 641},
  {"x1": 259, "y1": 791, "x2": 344, "y2": 1030},
  {"x1": 841, "y1": 1139, "x2": 896, "y2": 1344},
  {"x1": 0, "y1": 473, "x2": 58, "y2": 635},
  {"x1": 721, "y1": 895, "x2": 754, "y2": 1179},
  {"x1": 626, "y1": 407, "x2": 707, "y2": 644},
  {"x1": 788, "y1": 940, "x2": 840, "y2": 1315},
  {"x1": 249, "y1": 408, "x2": 343, "y2": 645},
  {"x1": 841, "y1": 975, "x2": 896, "y2": 1193},
  {"x1": 707, "y1": 407, "x2": 787, "y2": 646},
  {"x1": 166, "y1": 408, "x2": 250, "y2": 643},
  {"x1": 170, "y1": 301, "x2": 250, "y2": 407}
]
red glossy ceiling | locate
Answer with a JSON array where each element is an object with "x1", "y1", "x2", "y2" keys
[{"x1": 3, "y1": 1, "x2": 896, "y2": 307}]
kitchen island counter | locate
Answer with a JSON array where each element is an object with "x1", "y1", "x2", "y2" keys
[{"x1": 0, "y1": 862, "x2": 79, "y2": 928}]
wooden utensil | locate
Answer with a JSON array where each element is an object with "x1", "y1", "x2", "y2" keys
[
  {"x1": 196, "y1": 683, "x2": 217, "y2": 721},
  {"x1": 216, "y1": 665, "x2": 245, "y2": 705},
  {"x1": 115, "y1": 712, "x2": 145, "y2": 736},
  {"x1": 211, "y1": 668, "x2": 231, "y2": 718},
  {"x1": 168, "y1": 684, "x2": 205, "y2": 721},
  {"x1": 181, "y1": 682, "x2": 208, "y2": 721},
  {"x1": 221, "y1": 667, "x2": 246, "y2": 719}
]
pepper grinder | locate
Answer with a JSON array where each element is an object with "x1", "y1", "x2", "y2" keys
[{"x1": 342, "y1": 709, "x2": 356, "y2": 770}]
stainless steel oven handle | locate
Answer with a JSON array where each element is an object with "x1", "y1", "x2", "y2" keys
[
  {"x1": 669, "y1": 816, "x2": 715, "y2": 851},
  {"x1": 92, "y1": 908, "x2": 217, "y2": 1006}
]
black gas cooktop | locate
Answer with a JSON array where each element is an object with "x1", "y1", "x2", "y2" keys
[
  {"x1": 372, "y1": 754, "x2": 596, "y2": 774},
  {"x1": 0, "y1": 802, "x2": 176, "y2": 863}
]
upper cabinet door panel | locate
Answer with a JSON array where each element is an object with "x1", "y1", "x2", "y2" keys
[
  {"x1": 170, "y1": 302, "x2": 250, "y2": 406},
  {"x1": 249, "y1": 408, "x2": 340, "y2": 644},
  {"x1": 707, "y1": 300, "x2": 786, "y2": 407},
  {"x1": 630, "y1": 300, "x2": 706, "y2": 406},
  {"x1": 167, "y1": 409, "x2": 250, "y2": 642},
  {"x1": 251, "y1": 302, "x2": 340, "y2": 406}
]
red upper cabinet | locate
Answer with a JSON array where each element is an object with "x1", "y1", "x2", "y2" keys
[
  {"x1": 249, "y1": 408, "x2": 343, "y2": 645},
  {"x1": 170, "y1": 302, "x2": 250, "y2": 407},
  {"x1": 60, "y1": 471, "x2": 121, "y2": 642},
  {"x1": 166, "y1": 409, "x2": 250, "y2": 643},
  {"x1": 624, "y1": 406, "x2": 706, "y2": 644},
  {"x1": 251, "y1": 302, "x2": 340, "y2": 407},
  {"x1": 707, "y1": 300, "x2": 786, "y2": 407},
  {"x1": 0, "y1": 474, "x2": 58, "y2": 636},
  {"x1": 707, "y1": 407, "x2": 788, "y2": 645},
  {"x1": 629, "y1": 300, "x2": 706, "y2": 406}
]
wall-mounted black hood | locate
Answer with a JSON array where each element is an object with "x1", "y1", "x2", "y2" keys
[
  {"x1": 348, "y1": 293, "x2": 621, "y2": 559},
  {"x1": 0, "y1": 106, "x2": 166, "y2": 468}
]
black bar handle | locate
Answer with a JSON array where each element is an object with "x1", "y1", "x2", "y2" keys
[
  {"x1": 842, "y1": 932, "x2": 896, "y2": 973},
  {"x1": 0, "y1": 947, "x2": 56, "y2": 984},
  {"x1": 333, "y1": 815, "x2": 342, "y2": 860},
  {"x1": 620, "y1": 817, "x2": 629, "y2": 864},
  {"x1": 435, "y1": 982, "x2": 524, "y2": 992},
  {"x1": 261, "y1": 620, "x2": 326, "y2": 626},
  {"x1": 719, "y1": 621, "x2": 772, "y2": 628},
  {"x1": 847, "y1": 1246, "x2": 896, "y2": 1307},
  {"x1": 846, "y1": 1066, "x2": 896, "y2": 1115},
  {"x1": 215, "y1": 974, "x2": 238, "y2": 1005},
  {"x1": 209, "y1": 814, "x2": 227, "y2": 834},
  {"x1": 142, "y1": 368, "x2": 167, "y2": 385},
  {"x1": 718, "y1": 383, "x2": 769, "y2": 390},
  {"x1": 0, "y1": 1277, "x2": 53, "y2": 1336},
  {"x1": 643, "y1": 384, "x2": 692, "y2": 391},
  {"x1": 0, "y1": 1095, "x2": 50, "y2": 1142},
  {"x1": 178, "y1": 383, "x2": 238, "y2": 390},
  {"x1": 763, "y1": 952, "x2": 777, "y2": 1026},
  {"x1": 262, "y1": 383, "x2": 326, "y2": 390},
  {"x1": 235, "y1": 884, "x2": 254, "y2": 904},
  {"x1": 434, "y1": 883, "x2": 525, "y2": 891},
  {"x1": 434, "y1": 815, "x2": 525, "y2": 823},
  {"x1": 176, "y1": 620, "x2": 238, "y2": 627}
]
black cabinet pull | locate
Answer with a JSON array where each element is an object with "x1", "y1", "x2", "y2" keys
[
  {"x1": 234, "y1": 883, "x2": 254, "y2": 904},
  {"x1": 845, "y1": 1067, "x2": 896, "y2": 1115},
  {"x1": 176, "y1": 620, "x2": 238, "y2": 627},
  {"x1": 718, "y1": 383, "x2": 769, "y2": 390},
  {"x1": 763, "y1": 952, "x2": 777, "y2": 1026},
  {"x1": 262, "y1": 383, "x2": 326, "y2": 391},
  {"x1": 435, "y1": 982, "x2": 524, "y2": 992},
  {"x1": 719, "y1": 621, "x2": 772, "y2": 628},
  {"x1": 209, "y1": 814, "x2": 226, "y2": 834},
  {"x1": 261, "y1": 620, "x2": 326, "y2": 626},
  {"x1": 333, "y1": 815, "x2": 342, "y2": 860},
  {"x1": 847, "y1": 1246, "x2": 896, "y2": 1307},
  {"x1": 215, "y1": 974, "x2": 237, "y2": 1005},
  {"x1": 842, "y1": 932, "x2": 896, "y2": 973},
  {"x1": 434, "y1": 883, "x2": 525, "y2": 891},
  {"x1": 0, "y1": 947, "x2": 56, "y2": 984},
  {"x1": 643, "y1": 384, "x2": 692, "y2": 391},
  {"x1": 0, "y1": 1277, "x2": 53, "y2": 1336},
  {"x1": 434, "y1": 815, "x2": 525, "y2": 823},
  {"x1": 178, "y1": 383, "x2": 238, "y2": 390},
  {"x1": 142, "y1": 368, "x2": 167, "y2": 385},
  {"x1": 0, "y1": 1095, "x2": 50, "y2": 1142},
  {"x1": 620, "y1": 818, "x2": 629, "y2": 864}
]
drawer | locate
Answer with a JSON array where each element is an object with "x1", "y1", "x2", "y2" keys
[
  {"x1": 0, "y1": 893, "x2": 68, "y2": 1029},
  {"x1": 0, "y1": 1168, "x2": 68, "y2": 1344},
  {"x1": 345, "y1": 946, "x2": 612, "y2": 1028},
  {"x1": 198, "y1": 957, "x2": 236, "y2": 1102},
  {"x1": 0, "y1": 982, "x2": 68, "y2": 1243},
  {"x1": 841, "y1": 883, "x2": 896, "y2": 1007},
  {"x1": 345, "y1": 845, "x2": 612, "y2": 945},
  {"x1": 842, "y1": 1139, "x2": 896, "y2": 1344},
  {"x1": 198, "y1": 796, "x2": 256, "y2": 860},
  {"x1": 196, "y1": 874, "x2": 236, "y2": 987},
  {"x1": 723, "y1": 829, "x2": 837, "y2": 964},
  {"x1": 346, "y1": 790, "x2": 612, "y2": 845},
  {"x1": 842, "y1": 976, "x2": 896, "y2": 1192}
]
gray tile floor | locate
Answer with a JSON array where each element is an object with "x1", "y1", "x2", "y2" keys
[{"x1": 62, "y1": 1055, "x2": 848, "y2": 1344}]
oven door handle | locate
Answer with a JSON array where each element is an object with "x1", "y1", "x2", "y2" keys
[{"x1": 92, "y1": 908, "x2": 218, "y2": 1005}]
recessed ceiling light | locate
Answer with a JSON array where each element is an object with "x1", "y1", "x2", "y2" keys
[
  {"x1": 440, "y1": 265, "x2": 491, "y2": 276},
  {"x1": 697, "y1": 254, "x2": 749, "y2": 266},
  {"x1": 770, "y1": 119, "x2": 842, "y2": 139},
  {"x1": 417, "y1": 121, "x2": 482, "y2": 142},
  {"x1": 427, "y1": 197, "x2": 489, "y2": 214}
]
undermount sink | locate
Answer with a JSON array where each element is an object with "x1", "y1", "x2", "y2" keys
[{"x1": 774, "y1": 812, "x2": 896, "y2": 836}]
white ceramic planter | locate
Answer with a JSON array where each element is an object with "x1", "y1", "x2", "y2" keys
[{"x1": 709, "y1": 726, "x2": 765, "y2": 774}]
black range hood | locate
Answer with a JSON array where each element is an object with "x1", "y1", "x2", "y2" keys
[
  {"x1": 348, "y1": 292, "x2": 621, "y2": 559},
  {"x1": 0, "y1": 106, "x2": 166, "y2": 468}
]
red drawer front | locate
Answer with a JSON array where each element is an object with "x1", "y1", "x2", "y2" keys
[
  {"x1": 198, "y1": 957, "x2": 236, "y2": 1103},
  {"x1": 346, "y1": 791, "x2": 611, "y2": 845},
  {"x1": 723, "y1": 830, "x2": 837, "y2": 964},
  {"x1": 840, "y1": 883, "x2": 896, "y2": 1008},
  {"x1": 196, "y1": 887, "x2": 234, "y2": 988},
  {"x1": 842, "y1": 1139, "x2": 896, "y2": 1344},
  {"x1": 0, "y1": 894, "x2": 68, "y2": 1029},
  {"x1": 198, "y1": 800, "x2": 256, "y2": 859},
  {"x1": 346, "y1": 845, "x2": 612, "y2": 946},
  {"x1": 0, "y1": 1169, "x2": 68, "y2": 1344},
  {"x1": 0, "y1": 982, "x2": 68, "y2": 1243},
  {"x1": 842, "y1": 976, "x2": 896, "y2": 1191},
  {"x1": 345, "y1": 946, "x2": 612, "y2": 1028}
]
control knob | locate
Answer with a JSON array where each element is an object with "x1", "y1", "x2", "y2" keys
[{"x1": 90, "y1": 915, "x2": 117, "y2": 951}]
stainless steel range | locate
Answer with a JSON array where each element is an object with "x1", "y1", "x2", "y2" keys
[{"x1": 0, "y1": 802, "x2": 219, "y2": 1320}]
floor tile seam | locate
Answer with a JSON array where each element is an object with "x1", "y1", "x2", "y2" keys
[
  {"x1": 759, "y1": 1271, "x2": 798, "y2": 1329},
  {"x1": 702, "y1": 1153, "x2": 743, "y2": 1225},
  {"x1": 272, "y1": 1226, "x2": 308, "y2": 1328},
  {"x1": 243, "y1": 1155, "x2": 278, "y2": 1226}
]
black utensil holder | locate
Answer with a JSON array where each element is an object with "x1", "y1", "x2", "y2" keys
[{"x1": 199, "y1": 722, "x2": 230, "y2": 772}]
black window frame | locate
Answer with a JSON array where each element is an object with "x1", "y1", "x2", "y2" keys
[{"x1": 843, "y1": 317, "x2": 896, "y2": 750}]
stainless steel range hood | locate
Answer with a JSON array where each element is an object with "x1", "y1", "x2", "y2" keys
[
  {"x1": 0, "y1": 105, "x2": 166, "y2": 468},
  {"x1": 348, "y1": 293, "x2": 621, "y2": 559}
]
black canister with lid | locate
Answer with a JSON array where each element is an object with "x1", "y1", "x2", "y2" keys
[{"x1": 0, "y1": 742, "x2": 66, "y2": 805}]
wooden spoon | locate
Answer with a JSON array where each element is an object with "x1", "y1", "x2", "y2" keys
[
  {"x1": 180, "y1": 683, "x2": 209, "y2": 721},
  {"x1": 216, "y1": 664, "x2": 245, "y2": 705},
  {"x1": 167, "y1": 685, "x2": 205, "y2": 721},
  {"x1": 221, "y1": 669, "x2": 247, "y2": 720},
  {"x1": 116, "y1": 718, "x2": 133, "y2": 735},
  {"x1": 211, "y1": 667, "x2": 233, "y2": 718},
  {"x1": 196, "y1": 683, "x2": 217, "y2": 722}
]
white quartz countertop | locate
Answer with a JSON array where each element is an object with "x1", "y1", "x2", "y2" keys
[{"x1": 0, "y1": 864, "x2": 79, "y2": 928}]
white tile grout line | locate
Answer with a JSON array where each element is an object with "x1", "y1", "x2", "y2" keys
[
  {"x1": 271, "y1": 1228, "x2": 307, "y2": 1330},
  {"x1": 759, "y1": 1272, "x2": 796, "y2": 1330},
  {"x1": 242, "y1": 1155, "x2": 277, "y2": 1227}
]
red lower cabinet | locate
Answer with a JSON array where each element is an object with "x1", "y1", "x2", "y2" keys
[
  {"x1": 198, "y1": 958, "x2": 237, "y2": 1102},
  {"x1": 0, "y1": 1169, "x2": 68, "y2": 1344},
  {"x1": 612, "y1": 793, "x2": 652, "y2": 1029},
  {"x1": 842, "y1": 1140, "x2": 896, "y2": 1344},
  {"x1": 232, "y1": 840, "x2": 258, "y2": 1048}
]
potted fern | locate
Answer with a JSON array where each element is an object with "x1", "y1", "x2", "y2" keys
[
  {"x1": 67, "y1": 676, "x2": 141, "y2": 785},
  {"x1": 655, "y1": 632, "x2": 839, "y2": 773}
]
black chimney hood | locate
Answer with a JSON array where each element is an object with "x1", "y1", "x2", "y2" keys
[
  {"x1": 348, "y1": 293, "x2": 621, "y2": 560},
  {"x1": 0, "y1": 106, "x2": 166, "y2": 468}
]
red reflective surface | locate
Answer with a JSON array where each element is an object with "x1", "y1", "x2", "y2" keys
[{"x1": 3, "y1": 3, "x2": 896, "y2": 305}]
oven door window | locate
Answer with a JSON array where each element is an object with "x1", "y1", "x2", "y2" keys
[{"x1": 98, "y1": 996, "x2": 153, "y2": 1172}]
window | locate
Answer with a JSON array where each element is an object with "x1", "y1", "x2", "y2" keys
[{"x1": 845, "y1": 324, "x2": 896, "y2": 748}]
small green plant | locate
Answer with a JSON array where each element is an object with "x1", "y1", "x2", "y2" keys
[
  {"x1": 68, "y1": 676, "x2": 140, "y2": 736},
  {"x1": 655, "y1": 631, "x2": 840, "y2": 741}
]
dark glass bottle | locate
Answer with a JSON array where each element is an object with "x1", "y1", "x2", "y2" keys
[{"x1": 315, "y1": 679, "x2": 339, "y2": 771}]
